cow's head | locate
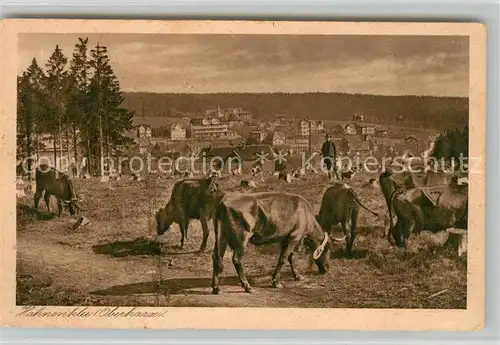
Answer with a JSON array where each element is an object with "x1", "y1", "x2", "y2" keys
[
  {"x1": 156, "y1": 207, "x2": 174, "y2": 236},
  {"x1": 435, "y1": 207, "x2": 458, "y2": 230},
  {"x1": 303, "y1": 232, "x2": 345, "y2": 274},
  {"x1": 205, "y1": 173, "x2": 224, "y2": 202},
  {"x1": 62, "y1": 195, "x2": 84, "y2": 216}
]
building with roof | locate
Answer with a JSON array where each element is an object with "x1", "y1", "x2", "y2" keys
[
  {"x1": 286, "y1": 136, "x2": 310, "y2": 153},
  {"x1": 297, "y1": 119, "x2": 325, "y2": 136},
  {"x1": 376, "y1": 127, "x2": 389, "y2": 136},
  {"x1": 230, "y1": 107, "x2": 254, "y2": 121},
  {"x1": 227, "y1": 113, "x2": 245, "y2": 128},
  {"x1": 205, "y1": 105, "x2": 225, "y2": 118},
  {"x1": 248, "y1": 130, "x2": 268, "y2": 143},
  {"x1": 189, "y1": 117, "x2": 238, "y2": 140},
  {"x1": 344, "y1": 123, "x2": 358, "y2": 135},
  {"x1": 264, "y1": 131, "x2": 286, "y2": 146},
  {"x1": 170, "y1": 123, "x2": 187, "y2": 140},
  {"x1": 342, "y1": 136, "x2": 372, "y2": 156},
  {"x1": 358, "y1": 124, "x2": 376, "y2": 136},
  {"x1": 122, "y1": 124, "x2": 153, "y2": 154}
]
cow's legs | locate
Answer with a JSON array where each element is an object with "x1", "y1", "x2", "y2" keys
[
  {"x1": 343, "y1": 209, "x2": 357, "y2": 257},
  {"x1": 383, "y1": 208, "x2": 393, "y2": 239},
  {"x1": 184, "y1": 219, "x2": 190, "y2": 240},
  {"x1": 211, "y1": 227, "x2": 227, "y2": 295},
  {"x1": 288, "y1": 252, "x2": 304, "y2": 281},
  {"x1": 272, "y1": 238, "x2": 298, "y2": 288},
  {"x1": 386, "y1": 210, "x2": 397, "y2": 241},
  {"x1": 178, "y1": 217, "x2": 189, "y2": 248},
  {"x1": 199, "y1": 219, "x2": 210, "y2": 252},
  {"x1": 232, "y1": 251, "x2": 253, "y2": 293},
  {"x1": 33, "y1": 189, "x2": 43, "y2": 211},
  {"x1": 43, "y1": 192, "x2": 51, "y2": 212},
  {"x1": 231, "y1": 232, "x2": 254, "y2": 293},
  {"x1": 403, "y1": 219, "x2": 416, "y2": 249},
  {"x1": 232, "y1": 247, "x2": 254, "y2": 293},
  {"x1": 56, "y1": 199, "x2": 63, "y2": 217},
  {"x1": 349, "y1": 210, "x2": 358, "y2": 256}
]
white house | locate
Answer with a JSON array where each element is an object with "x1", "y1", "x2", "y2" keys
[{"x1": 170, "y1": 123, "x2": 187, "y2": 140}]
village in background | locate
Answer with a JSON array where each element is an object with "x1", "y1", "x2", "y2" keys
[{"x1": 16, "y1": 37, "x2": 469, "y2": 180}]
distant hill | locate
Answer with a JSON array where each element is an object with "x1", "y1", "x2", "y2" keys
[{"x1": 122, "y1": 92, "x2": 468, "y2": 131}]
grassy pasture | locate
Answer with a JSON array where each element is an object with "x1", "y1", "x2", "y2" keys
[{"x1": 16, "y1": 171, "x2": 466, "y2": 308}]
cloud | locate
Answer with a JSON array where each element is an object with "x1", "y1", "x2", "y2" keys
[{"x1": 18, "y1": 33, "x2": 469, "y2": 97}]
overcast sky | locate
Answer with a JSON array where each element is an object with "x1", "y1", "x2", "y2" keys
[{"x1": 18, "y1": 33, "x2": 469, "y2": 97}]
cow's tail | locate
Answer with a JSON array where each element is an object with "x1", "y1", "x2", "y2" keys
[
  {"x1": 349, "y1": 189, "x2": 378, "y2": 217},
  {"x1": 248, "y1": 232, "x2": 283, "y2": 246}
]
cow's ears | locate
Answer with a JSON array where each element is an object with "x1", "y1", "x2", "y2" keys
[{"x1": 420, "y1": 188, "x2": 441, "y2": 207}]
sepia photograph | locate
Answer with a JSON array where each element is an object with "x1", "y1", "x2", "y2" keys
[{"x1": 1, "y1": 19, "x2": 486, "y2": 330}]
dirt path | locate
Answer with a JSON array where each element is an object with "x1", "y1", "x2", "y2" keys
[{"x1": 17, "y1": 234, "x2": 326, "y2": 308}]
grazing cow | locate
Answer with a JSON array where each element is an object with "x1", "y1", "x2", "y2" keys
[
  {"x1": 34, "y1": 164, "x2": 82, "y2": 217},
  {"x1": 230, "y1": 165, "x2": 242, "y2": 176},
  {"x1": 379, "y1": 169, "x2": 450, "y2": 239},
  {"x1": 240, "y1": 180, "x2": 257, "y2": 188},
  {"x1": 291, "y1": 167, "x2": 306, "y2": 178},
  {"x1": 316, "y1": 183, "x2": 379, "y2": 256},
  {"x1": 278, "y1": 171, "x2": 292, "y2": 183},
  {"x1": 250, "y1": 164, "x2": 262, "y2": 177},
  {"x1": 340, "y1": 169, "x2": 355, "y2": 180},
  {"x1": 389, "y1": 181, "x2": 468, "y2": 248},
  {"x1": 211, "y1": 191, "x2": 346, "y2": 294},
  {"x1": 155, "y1": 175, "x2": 223, "y2": 251}
]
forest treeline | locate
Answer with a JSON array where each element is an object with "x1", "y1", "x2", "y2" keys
[
  {"x1": 17, "y1": 37, "x2": 135, "y2": 175},
  {"x1": 123, "y1": 92, "x2": 469, "y2": 131},
  {"x1": 431, "y1": 125, "x2": 469, "y2": 161}
]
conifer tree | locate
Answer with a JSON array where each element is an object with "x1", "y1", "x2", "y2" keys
[
  {"x1": 431, "y1": 124, "x2": 469, "y2": 161},
  {"x1": 68, "y1": 37, "x2": 91, "y2": 172},
  {"x1": 88, "y1": 43, "x2": 134, "y2": 175},
  {"x1": 17, "y1": 58, "x2": 46, "y2": 175},
  {"x1": 18, "y1": 39, "x2": 134, "y2": 176},
  {"x1": 44, "y1": 45, "x2": 69, "y2": 168}
]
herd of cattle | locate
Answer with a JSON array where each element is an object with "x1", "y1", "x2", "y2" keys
[{"x1": 30, "y1": 163, "x2": 468, "y2": 295}]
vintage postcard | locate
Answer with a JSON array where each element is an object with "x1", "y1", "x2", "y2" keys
[{"x1": 1, "y1": 19, "x2": 486, "y2": 330}]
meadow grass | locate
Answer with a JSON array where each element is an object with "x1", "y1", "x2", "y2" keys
[{"x1": 16, "y1": 171, "x2": 466, "y2": 308}]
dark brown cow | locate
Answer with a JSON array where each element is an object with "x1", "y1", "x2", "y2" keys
[
  {"x1": 379, "y1": 169, "x2": 450, "y2": 239},
  {"x1": 34, "y1": 164, "x2": 81, "y2": 217},
  {"x1": 316, "y1": 184, "x2": 378, "y2": 256},
  {"x1": 156, "y1": 175, "x2": 223, "y2": 251},
  {"x1": 211, "y1": 191, "x2": 345, "y2": 294},
  {"x1": 389, "y1": 181, "x2": 468, "y2": 248}
]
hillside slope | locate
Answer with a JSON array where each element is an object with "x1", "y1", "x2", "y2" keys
[{"x1": 123, "y1": 92, "x2": 468, "y2": 130}]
